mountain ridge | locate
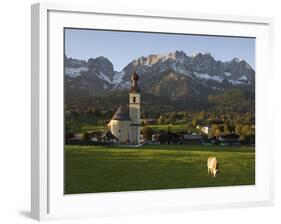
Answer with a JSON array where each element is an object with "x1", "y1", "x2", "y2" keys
[{"x1": 64, "y1": 50, "x2": 255, "y2": 99}]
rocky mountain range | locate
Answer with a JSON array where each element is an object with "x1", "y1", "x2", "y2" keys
[{"x1": 64, "y1": 50, "x2": 255, "y2": 99}]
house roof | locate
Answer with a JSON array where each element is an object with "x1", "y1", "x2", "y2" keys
[
  {"x1": 111, "y1": 105, "x2": 131, "y2": 121},
  {"x1": 219, "y1": 133, "x2": 239, "y2": 138},
  {"x1": 102, "y1": 131, "x2": 119, "y2": 140},
  {"x1": 209, "y1": 133, "x2": 240, "y2": 139},
  {"x1": 183, "y1": 134, "x2": 202, "y2": 140},
  {"x1": 158, "y1": 132, "x2": 180, "y2": 138}
]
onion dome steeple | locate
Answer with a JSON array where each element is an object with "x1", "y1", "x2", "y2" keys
[{"x1": 129, "y1": 70, "x2": 141, "y2": 93}]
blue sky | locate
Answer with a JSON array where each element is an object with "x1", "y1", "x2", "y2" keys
[{"x1": 65, "y1": 28, "x2": 255, "y2": 71}]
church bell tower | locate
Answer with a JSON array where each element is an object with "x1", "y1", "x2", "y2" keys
[{"x1": 129, "y1": 71, "x2": 141, "y2": 144}]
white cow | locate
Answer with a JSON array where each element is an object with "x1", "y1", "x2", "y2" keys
[{"x1": 207, "y1": 157, "x2": 219, "y2": 177}]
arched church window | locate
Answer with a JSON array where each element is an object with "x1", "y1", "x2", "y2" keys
[
  {"x1": 133, "y1": 96, "x2": 136, "y2": 103},
  {"x1": 118, "y1": 130, "x2": 121, "y2": 133}
]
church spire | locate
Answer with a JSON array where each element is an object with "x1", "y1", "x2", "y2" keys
[{"x1": 129, "y1": 70, "x2": 141, "y2": 93}]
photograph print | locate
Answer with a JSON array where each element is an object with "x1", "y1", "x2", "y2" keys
[{"x1": 64, "y1": 28, "x2": 255, "y2": 194}]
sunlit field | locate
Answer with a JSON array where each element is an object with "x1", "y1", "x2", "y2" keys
[{"x1": 64, "y1": 144, "x2": 255, "y2": 194}]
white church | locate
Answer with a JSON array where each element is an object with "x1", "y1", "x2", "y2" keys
[{"x1": 107, "y1": 71, "x2": 141, "y2": 145}]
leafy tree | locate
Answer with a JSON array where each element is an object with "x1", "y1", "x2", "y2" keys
[
  {"x1": 141, "y1": 127, "x2": 153, "y2": 141},
  {"x1": 93, "y1": 108, "x2": 101, "y2": 117},
  {"x1": 223, "y1": 124, "x2": 230, "y2": 134},
  {"x1": 158, "y1": 116, "x2": 165, "y2": 125},
  {"x1": 167, "y1": 125, "x2": 172, "y2": 133},
  {"x1": 82, "y1": 132, "x2": 90, "y2": 141},
  {"x1": 218, "y1": 125, "x2": 225, "y2": 133},
  {"x1": 192, "y1": 118, "x2": 197, "y2": 127},
  {"x1": 235, "y1": 124, "x2": 243, "y2": 135},
  {"x1": 209, "y1": 124, "x2": 219, "y2": 137},
  {"x1": 215, "y1": 129, "x2": 222, "y2": 136},
  {"x1": 241, "y1": 125, "x2": 251, "y2": 136}
]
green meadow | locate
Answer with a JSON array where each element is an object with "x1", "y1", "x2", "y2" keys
[{"x1": 64, "y1": 144, "x2": 255, "y2": 194}]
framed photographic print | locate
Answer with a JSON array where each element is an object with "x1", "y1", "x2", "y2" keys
[{"x1": 31, "y1": 2, "x2": 274, "y2": 221}]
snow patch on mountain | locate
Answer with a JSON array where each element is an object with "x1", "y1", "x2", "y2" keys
[
  {"x1": 224, "y1": 72, "x2": 231, "y2": 77},
  {"x1": 238, "y1": 75, "x2": 248, "y2": 81},
  {"x1": 65, "y1": 66, "x2": 88, "y2": 77},
  {"x1": 112, "y1": 71, "x2": 125, "y2": 84},
  {"x1": 169, "y1": 64, "x2": 190, "y2": 77},
  {"x1": 116, "y1": 80, "x2": 130, "y2": 89},
  {"x1": 97, "y1": 71, "x2": 112, "y2": 83},
  {"x1": 229, "y1": 80, "x2": 244, "y2": 85},
  {"x1": 233, "y1": 58, "x2": 242, "y2": 63},
  {"x1": 194, "y1": 73, "x2": 223, "y2": 82}
]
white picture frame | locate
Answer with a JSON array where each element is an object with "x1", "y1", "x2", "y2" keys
[{"x1": 31, "y1": 2, "x2": 275, "y2": 221}]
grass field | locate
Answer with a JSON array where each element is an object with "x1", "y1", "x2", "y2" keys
[{"x1": 65, "y1": 144, "x2": 255, "y2": 194}]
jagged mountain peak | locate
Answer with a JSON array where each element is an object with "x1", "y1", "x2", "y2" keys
[
  {"x1": 232, "y1": 57, "x2": 243, "y2": 63},
  {"x1": 133, "y1": 50, "x2": 188, "y2": 67},
  {"x1": 87, "y1": 56, "x2": 113, "y2": 67}
]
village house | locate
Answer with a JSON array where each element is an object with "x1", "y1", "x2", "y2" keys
[
  {"x1": 157, "y1": 132, "x2": 181, "y2": 144},
  {"x1": 88, "y1": 131, "x2": 118, "y2": 143},
  {"x1": 201, "y1": 126, "x2": 209, "y2": 135},
  {"x1": 142, "y1": 118, "x2": 158, "y2": 125},
  {"x1": 209, "y1": 133, "x2": 240, "y2": 145},
  {"x1": 181, "y1": 134, "x2": 202, "y2": 144}
]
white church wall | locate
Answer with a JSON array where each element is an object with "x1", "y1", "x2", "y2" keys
[
  {"x1": 130, "y1": 126, "x2": 140, "y2": 144},
  {"x1": 110, "y1": 120, "x2": 131, "y2": 143}
]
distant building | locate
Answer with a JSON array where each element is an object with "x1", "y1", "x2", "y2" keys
[
  {"x1": 151, "y1": 134, "x2": 158, "y2": 142},
  {"x1": 143, "y1": 118, "x2": 158, "y2": 125},
  {"x1": 201, "y1": 126, "x2": 209, "y2": 135},
  {"x1": 89, "y1": 131, "x2": 103, "y2": 142},
  {"x1": 248, "y1": 134, "x2": 255, "y2": 145},
  {"x1": 157, "y1": 132, "x2": 180, "y2": 144},
  {"x1": 72, "y1": 133, "x2": 83, "y2": 141},
  {"x1": 209, "y1": 133, "x2": 240, "y2": 145},
  {"x1": 181, "y1": 134, "x2": 202, "y2": 144},
  {"x1": 108, "y1": 71, "x2": 141, "y2": 145},
  {"x1": 101, "y1": 131, "x2": 119, "y2": 143},
  {"x1": 88, "y1": 131, "x2": 118, "y2": 143}
]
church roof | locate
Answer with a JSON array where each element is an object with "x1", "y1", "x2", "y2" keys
[{"x1": 111, "y1": 105, "x2": 131, "y2": 121}]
